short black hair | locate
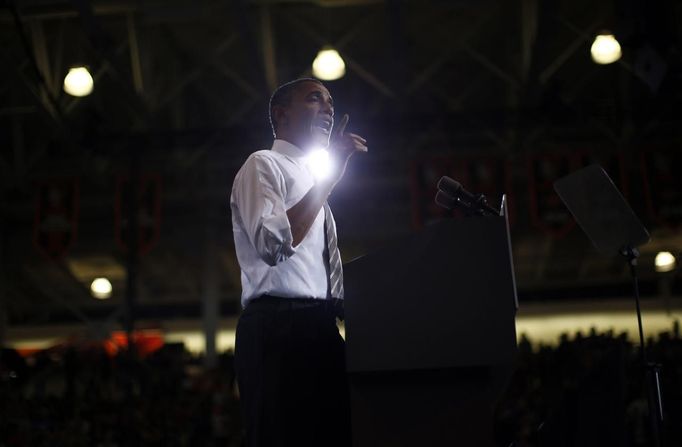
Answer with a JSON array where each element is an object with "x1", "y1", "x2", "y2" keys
[{"x1": 269, "y1": 78, "x2": 324, "y2": 137}]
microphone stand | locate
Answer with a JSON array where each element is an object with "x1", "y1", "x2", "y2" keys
[
  {"x1": 434, "y1": 177, "x2": 499, "y2": 216},
  {"x1": 621, "y1": 246, "x2": 664, "y2": 447}
]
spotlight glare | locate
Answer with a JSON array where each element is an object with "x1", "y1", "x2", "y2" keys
[
  {"x1": 91, "y1": 277, "x2": 112, "y2": 299},
  {"x1": 655, "y1": 251, "x2": 676, "y2": 273},
  {"x1": 591, "y1": 33, "x2": 622, "y2": 65},
  {"x1": 305, "y1": 148, "x2": 333, "y2": 181},
  {"x1": 312, "y1": 47, "x2": 346, "y2": 81},
  {"x1": 63, "y1": 66, "x2": 94, "y2": 97}
]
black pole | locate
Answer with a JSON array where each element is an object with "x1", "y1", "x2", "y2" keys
[
  {"x1": 626, "y1": 251, "x2": 647, "y2": 366},
  {"x1": 125, "y1": 146, "x2": 140, "y2": 354},
  {"x1": 622, "y1": 246, "x2": 664, "y2": 447}
]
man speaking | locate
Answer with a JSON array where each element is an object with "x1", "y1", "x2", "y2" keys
[{"x1": 230, "y1": 78, "x2": 367, "y2": 447}]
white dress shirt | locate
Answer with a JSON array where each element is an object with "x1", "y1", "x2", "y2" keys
[{"x1": 230, "y1": 139, "x2": 340, "y2": 308}]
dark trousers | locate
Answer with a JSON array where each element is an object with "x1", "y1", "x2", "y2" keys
[{"x1": 235, "y1": 296, "x2": 351, "y2": 447}]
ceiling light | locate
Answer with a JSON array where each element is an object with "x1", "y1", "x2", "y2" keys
[
  {"x1": 91, "y1": 277, "x2": 112, "y2": 299},
  {"x1": 655, "y1": 251, "x2": 676, "y2": 273},
  {"x1": 591, "y1": 33, "x2": 622, "y2": 65},
  {"x1": 63, "y1": 66, "x2": 94, "y2": 97},
  {"x1": 312, "y1": 47, "x2": 346, "y2": 81}
]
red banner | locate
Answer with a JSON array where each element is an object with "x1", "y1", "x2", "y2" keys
[
  {"x1": 114, "y1": 173, "x2": 162, "y2": 255},
  {"x1": 641, "y1": 147, "x2": 682, "y2": 230},
  {"x1": 33, "y1": 178, "x2": 80, "y2": 259},
  {"x1": 527, "y1": 153, "x2": 577, "y2": 238}
]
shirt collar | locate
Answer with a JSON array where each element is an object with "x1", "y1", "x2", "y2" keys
[{"x1": 272, "y1": 139, "x2": 307, "y2": 161}]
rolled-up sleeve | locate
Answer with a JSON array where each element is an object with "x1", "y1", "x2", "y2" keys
[{"x1": 231, "y1": 154, "x2": 296, "y2": 266}]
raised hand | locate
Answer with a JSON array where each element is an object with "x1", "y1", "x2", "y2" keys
[
  {"x1": 286, "y1": 113, "x2": 368, "y2": 246},
  {"x1": 327, "y1": 114, "x2": 367, "y2": 186}
]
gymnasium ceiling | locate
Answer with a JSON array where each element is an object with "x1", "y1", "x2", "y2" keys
[{"x1": 1, "y1": 0, "x2": 681, "y2": 327}]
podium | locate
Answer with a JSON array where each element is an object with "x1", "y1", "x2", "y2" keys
[{"x1": 343, "y1": 215, "x2": 518, "y2": 446}]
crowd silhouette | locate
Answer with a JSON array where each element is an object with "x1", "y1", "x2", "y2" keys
[
  {"x1": 1, "y1": 344, "x2": 241, "y2": 447},
  {"x1": 496, "y1": 322, "x2": 682, "y2": 446},
  {"x1": 1, "y1": 322, "x2": 680, "y2": 446}
]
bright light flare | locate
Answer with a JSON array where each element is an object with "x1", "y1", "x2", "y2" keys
[
  {"x1": 91, "y1": 277, "x2": 112, "y2": 299},
  {"x1": 312, "y1": 47, "x2": 346, "y2": 81},
  {"x1": 305, "y1": 148, "x2": 333, "y2": 181},
  {"x1": 63, "y1": 66, "x2": 94, "y2": 97},
  {"x1": 591, "y1": 33, "x2": 622, "y2": 65},
  {"x1": 655, "y1": 251, "x2": 676, "y2": 273}
]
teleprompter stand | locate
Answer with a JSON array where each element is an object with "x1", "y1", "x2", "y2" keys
[
  {"x1": 554, "y1": 164, "x2": 663, "y2": 446},
  {"x1": 343, "y1": 204, "x2": 518, "y2": 446}
]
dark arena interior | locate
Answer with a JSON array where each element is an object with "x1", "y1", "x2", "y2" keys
[{"x1": 1, "y1": 0, "x2": 682, "y2": 446}]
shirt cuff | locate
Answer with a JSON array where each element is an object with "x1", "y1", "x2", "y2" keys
[{"x1": 262, "y1": 212, "x2": 296, "y2": 262}]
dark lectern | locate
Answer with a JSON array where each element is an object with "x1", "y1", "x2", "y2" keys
[{"x1": 343, "y1": 214, "x2": 518, "y2": 446}]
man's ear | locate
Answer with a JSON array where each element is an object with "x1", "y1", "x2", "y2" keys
[{"x1": 272, "y1": 105, "x2": 288, "y2": 128}]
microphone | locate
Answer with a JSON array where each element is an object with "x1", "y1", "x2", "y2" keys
[
  {"x1": 435, "y1": 176, "x2": 499, "y2": 215},
  {"x1": 434, "y1": 190, "x2": 457, "y2": 210},
  {"x1": 437, "y1": 176, "x2": 473, "y2": 202}
]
